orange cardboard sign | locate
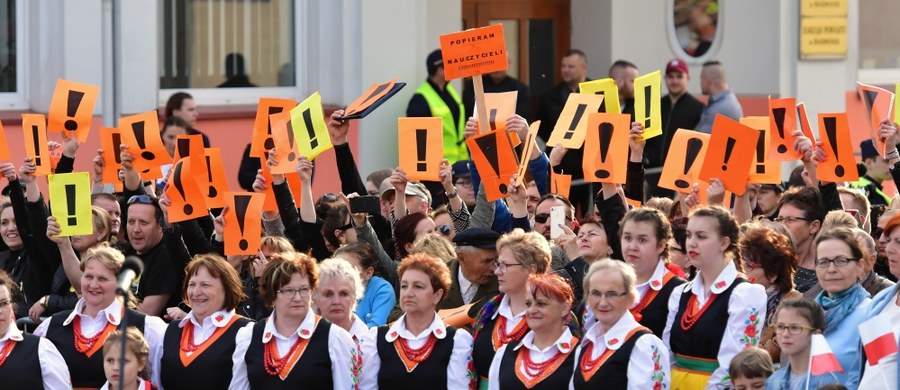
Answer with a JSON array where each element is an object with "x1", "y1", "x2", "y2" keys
[
  {"x1": 345, "y1": 79, "x2": 397, "y2": 117},
  {"x1": 174, "y1": 134, "x2": 204, "y2": 162},
  {"x1": 816, "y1": 112, "x2": 858, "y2": 183},
  {"x1": 0, "y1": 119, "x2": 11, "y2": 161},
  {"x1": 741, "y1": 116, "x2": 782, "y2": 184},
  {"x1": 474, "y1": 91, "x2": 518, "y2": 133},
  {"x1": 439, "y1": 24, "x2": 508, "y2": 80},
  {"x1": 768, "y1": 97, "x2": 800, "y2": 160},
  {"x1": 698, "y1": 115, "x2": 759, "y2": 196},
  {"x1": 22, "y1": 114, "x2": 51, "y2": 176},
  {"x1": 583, "y1": 113, "x2": 630, "y2": 184},
  {"x1": 200, "y1": 148, "x2": 229, "y2": 209},
  {"x1": 857, "y1": 82, "x2": 895, "y2": 157},
  {"x1": 398, "y1": 117, "x2": 443, "y2": 181},
  {"x1": 269, "y1": 112, "x2": 301, "y2": 175},
  {"x1": 658, "y1": 129, "x2": 710, "y2": 193},
  {"x1": 550, "y1": 172, "x2": 571, "y2": 199},
  {"x1": 251, "y1": 98, "x2": 297, "y2": 158},
  {"x1": 634, "y1": 70, "x2": 662, "y2": 140},
  {"x1": 546, "y1": 93, "x2": 605, "y2": 149},
  {"x1": 119, "y1": 111, "x2": 171, "y2": 174},
  {"x1": 796, "y1": 102, "x2": 816, "y2": 142},
  {"x1": 99, "y1": 127, "x2": 124, "y2": 189},
  {"x1": 579, "y1": 78, "x2": 620, "y2": 114},
  {"x1": 466, "y1": 130, "x2": 519, "y2": 201},
  {"x1": 515, "y1": 120, "x2": 540, "y2": 187},
  {"x1": 48, "y1": 79, "x2": 99, "y2": 142},
  {"x1": 224, "y1": 192, "x2": 265, "y2": 256},
  {"x1": 165, "y1": 157, "x2": 207, "y2": 222}
]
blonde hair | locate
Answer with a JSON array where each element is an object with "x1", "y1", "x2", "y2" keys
[
  {"x1": 821, "y1": 210, "x2": 858, "y2": 231},
  {"x1": 80, "y1": 243, "x2": 124, "y2": 273},
  {"x1": 410, "y1": 233, "x2": 456, "y2": 262},
  {"x1": 496, "y1": 229, "x2": 551, "y2": 273}
]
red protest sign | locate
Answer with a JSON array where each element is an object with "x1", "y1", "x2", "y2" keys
[{"x1": 439, "y1": 24, "x2": 508, "y2": 80}]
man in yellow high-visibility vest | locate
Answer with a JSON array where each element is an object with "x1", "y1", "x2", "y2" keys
[
  {"x1": 406, "y1": 49, "x2": 468, "y2": 164},
  {"x1": 850, "y1": 140, "x2": 892, "y2": 207}
]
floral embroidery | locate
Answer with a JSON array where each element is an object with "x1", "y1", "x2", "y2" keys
[
  {"x1": 740, "y1": 307, "x2": 761, "y2": 347},
  {"x1": 350, "y1": 341, "x2": 363, "y2": 388},
  {"x1": 465, "y1": 343, "x2": 476, "y2": 390},
  {"x1": 650, "y1": 344, "x2": 667, "y2": 390}
]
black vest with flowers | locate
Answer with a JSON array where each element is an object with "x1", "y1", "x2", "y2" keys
[{"x1": 670, "y1": 278, "x2": 746, "y2": 359}]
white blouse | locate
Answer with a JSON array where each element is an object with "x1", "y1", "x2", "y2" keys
[
  {"x1": 348, "y1": 314, "x2": 370, "y2": 341},
  {"x1": 229, "y1": 309, "x2": 360, "y2": 389},
  {"x1": 569, "y1": 311, "x2": 670, "y2": 390},
  {"x1": 662, "y1": 261, "x2": 767, "y2": 389},
  {"x1": 359, "y1": 313, "x2": 473, "y2": 390},
  {"x1": 488, "y1": 328, "x2": 577, "y2": 390},
  {"x1": 1, "y1": 321, "x2": 70, "y2": 388},
  {"x1": 100, "y1": 377, "x2": 152, "y2": 390}
]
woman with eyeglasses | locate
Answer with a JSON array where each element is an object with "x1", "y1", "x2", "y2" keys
[
  {"x1": 0, "y1": 270, "x2": 70, "y2": 388},
  {"x1": 663, "y1": 206, "x2": 766, "y2": 389},
  {"x1": 810, "y1": 228, "x2": 869, "y2": 389},
  {"x1": 860, "y1": 211, "x2": 900, "y2": 389},
  {"x1": 573, "y1": 259, "x2": 670, "y2": 389},
  {"x1": 472, "y1": 229, "x2": 552, "y2": 389},
  {"x1": 156, "y1": 254, "x2": 251, "y2": 389},
  {"x1": 487, "y1": 273, "x2": 579, "y2": 389},
  {"x1": 765, "y1": 298, "x2": 840, "y2": 389},
  {"x1": 35, "y1": 244, "x2": 167, "y2": 388},
  {"x1": 619, "y1": 208, "x2": 686, "y2": 338},
  {"x1": 359, "y1": 252, "x2": 474, "y2": 390},
  {"x1": 335, "y1": 243, "x2": 396, "y2": 328},
  {"x1": 231, "y1": 253, "x2": 359, "y2": 389},
  {"x1": 738, "y1": 223, "x2": 801, "y2": 363}
]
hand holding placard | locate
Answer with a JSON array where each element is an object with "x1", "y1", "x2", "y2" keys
[
  {"x1": 467, "y1": 130, "x2": 519, "y2": 201},
  {"x1": 546, "y1": 93, "x2": 605, "y2": 149},
  {"x1": 816, "y1": 112, "x2": 858, "y2": 183},
  {"x1": 22, "y1": 114, "x2": 51, "y2": 176},
  {"x1": 290, "y1": 92, "x2": 332, "y2": 160},
  {"x1": 634, "y1": 71, "x2": 662, "y2": 140},
  {"x1": 698, "y1": 115, "x2": 759, "y2": 195},
  {"x1": 48, "y1": 172, "x2": 92, "y2": 236},
  {"x1": 48, "y1": 79, "x2": 99, "y2": 142},
  {"x1": 658, "y1": 129, "x2": 710, "y2": 193}
]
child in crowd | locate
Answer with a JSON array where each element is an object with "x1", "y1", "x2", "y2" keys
[
  {"x1": 101, "y1": 327, "x2": 154, "y2": 390},
  {"x1": 766, "y1": 299, "x2": 841, "y2": 390},
  {"x1": 728, "y1": 347, "x2": 774, "y2": 389}
]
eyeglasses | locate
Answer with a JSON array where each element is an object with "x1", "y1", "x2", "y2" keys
[
  {"x1": 127, "y1": 195, "x2": 155, "y2": 205},
  {"x1": 589, "y1": 290, "x2": 628, "y2": 300},
  {"x1": 773, "y1": 216, "x2": 810, "y2": 224},
  {"x1": 814, "y1": 257, "x2": 859, "y2": 268},
  {"x1": 454, "y1": 179, "x2": 473, "y2": 188},
  {"x1": 437, "y1": 224, "x2": 452, "y2": 236},
  {"x1": 277, "y1": 287, "x2": 311, "y2": 298},
  {"x1": 493, "y1": 261, "x2": 525, "y2": 273},
  {"x1": 774, "y1": 323, "x2": 817, "y2": 335}
]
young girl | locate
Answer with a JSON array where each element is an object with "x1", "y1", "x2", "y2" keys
[
  {"x1": 101, "y1": 327, "x2": 153, "y2": 390},
  {"x1": 765, "y1": 299, "x2": 840, "y2": 390}
]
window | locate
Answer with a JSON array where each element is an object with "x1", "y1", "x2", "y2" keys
[
  {"x1": 667, "y1": 0, "x2": 722, "y2": 64},
  {"x1": 159, "y1": 0, "x2": 296, "y2": 90},
  {"x1": 0, "y1": 0, "x2": 15, "y2": 93}
]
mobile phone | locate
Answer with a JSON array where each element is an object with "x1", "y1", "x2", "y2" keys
[
  {"x1": 550, "y1": 206, "x2": 565, "y2": 239},
  {"x1": 349, "y1": 195, "x2": 380, "y2": 215}
]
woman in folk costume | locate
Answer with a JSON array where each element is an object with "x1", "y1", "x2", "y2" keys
[
  {"x1": 359, "y1": 253, "x2": 474, "y2": 390},
  {"x1": 230, "y1": 253, "x2": 359, "y2": 389},
  {"x1": 619, "y1": 207, "x2": 686, "y2": 338},
  {"x1": 662, "y1": 206, "x2": 766, "y2": 389},
  {"x1": 156, "y1": 254, "x2": 251, "y2": 389},
  {"x1": 572, "y1": 259, "x2": 669, "y2": 389},
  {"x1": 0, "y1": 270, "x2": 70, "y2": 388},
  {"x1": 35, "y1": 244, "x2": 165, "y2": 389}
]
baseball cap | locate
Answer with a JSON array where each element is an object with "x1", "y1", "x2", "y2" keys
[
  {"x1": 379, "y1": 178, "x2": 395, "y2": 201},
  {"x1": 860, "y1": 139, "x2": 879, "y2": 160},
  {"x1": 665, "y1": 58, "x2": 689, "y2": 75},
  {"x1": 426, "y1": 49, "x2": 443, "y2": 75},
  {"x1": 404, "y1": 182, "x2": 433, "y2": 206},
  {"x1": 451, "y1": 160, "x2": 471, "y2": 182},
  {"x1": 759, "y1": 183, "x2": 785, "y2": 194}
]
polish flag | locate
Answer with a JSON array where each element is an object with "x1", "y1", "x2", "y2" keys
[
  {"x1": 859, "y1": 315, "x2": 899, "y2": 366},
  {"x1": 809, "y1": 334, "x2": 843, "y2": 376}
]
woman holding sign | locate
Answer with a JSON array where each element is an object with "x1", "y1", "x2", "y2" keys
[
  {"x1": 662, "y1": 206, "x2": 766, "y2": 389},
  {"x1": 34, "y1": 245, "x2": 166, "y2": 388}
]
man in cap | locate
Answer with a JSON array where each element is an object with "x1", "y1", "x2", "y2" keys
[
  {"x1": 406, "y1": 49, "x2": 468, "y2": 163},
  {"x1": 850, "y1": 139, "x2": 892, "y2": 206},
  {"x1": 387, "y1": 167, "x2": 433, "y2": 227},
  {"x1": 645, "y1": 58, "x2": 706, "y2": 198},
  {"x1": 451, "y1": 160, "x2": 476, "y2": 208},
  {"x1": 439, "y1": 228, "x2": 500, "y2": 316},
  {"x1": 755, "y1": 183, "x2": 784, "y2": 220}
]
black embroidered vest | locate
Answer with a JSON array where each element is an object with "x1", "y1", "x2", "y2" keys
[
  {"x1": 160, "y1": 316, "x2": 250, "y2": 390},
  {"x1": 572, "y1": 328, "x2": 652, "y2": 389},
  {"x1": 497, "y1": 340, "x2": 577, "y2": 390},
  {"x1": 670, "y1": 278, "x2": 746, "y2": 359},
  {"x1": 639, "y1": 275, "x2": 686, "y2": 338},
  {"x1": 375, "y1": 325, "x2": 457, "y2": 390},
  {"x1": 0, "y1": 334, "x2": 44, "y2": 389},
  {"x1": 245, "y1": 317, "x2": 333, "y2": 389}
]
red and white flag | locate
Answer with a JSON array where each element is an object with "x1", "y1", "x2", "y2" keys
[
  {"x1": 859, "y1": 315, "x2": 899, "y2": 366},
  {"x1": 809, "y1": 334, "x2": 843, "y2": 376}
]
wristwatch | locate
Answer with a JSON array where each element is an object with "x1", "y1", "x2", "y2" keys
[{"x1": 445, "y1": 187, "x2": 458, "y2": 198}]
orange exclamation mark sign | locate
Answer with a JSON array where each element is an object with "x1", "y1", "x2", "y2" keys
[
  {"x1": 205, "y1": 155, "x2": 218, "y2": 198},
  {"x1": 64, "y1": 184, "x2": 77, "y2": 225},
  {"x1": 474, "y1": 134, "x2": 507, "y2": 194},
  {"x1": 64, "y1": 91, "x2": 85, "y2": 132},
  {"x1": 172, "y1": 161, "x2": 193, "y2": 215},
  {"x1": 233, "y1": 194, "x2": 251, "y2": 251},
  {"x1": 823, "y1": 116, "x2": 844, "y2": 178},
  {"x1": 675, "y1": 138, "x2": 703, "y2": 190}
]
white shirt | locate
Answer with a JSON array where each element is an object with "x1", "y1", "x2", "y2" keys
[
  {"x1": 662, "y1": 261, "x2": 767, "y2": 389},
  {"x1": 1, "y1": 320, "x2": 71, "y2": 388},
  {"x1": 156, "y1": 308, "x2": 237, "y2": 390},
  {"x1": 35, "y1": 298, "x2": 167, "y2": 386},
  {"x1": 348, "y1": 314, "x2": 370, "y2": 341},
  {"x1": 569, "y1": 311, "x2": 670, "y2": 390},
  {"x1": 100, "y1": 377, "x2": 151, "y2": 390},
  {"x1": 359, "y1": 313, "x2": 474, "y2": 390},
  {"x1": 859, "y1": 289, "x2": 900, "y2": 389},
  {"x1": 229, "y1": 309, "x2": 360, "y2": 389},
  {"x1": 488, "y1": 328, "x2": 577, "y2": 390},
  {"x1": 634, "y1": 260, "x2": 669, "y2": 303},
  {"x1": 459, "y1": 267, "x2": 477, "y2": 305}
]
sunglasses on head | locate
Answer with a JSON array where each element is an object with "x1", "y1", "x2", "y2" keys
[{"x1": 127, "y1": 195, "x2": 154, "y2": 205}]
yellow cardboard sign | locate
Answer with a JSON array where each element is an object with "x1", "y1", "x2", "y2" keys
[
  {"x1": 634, "y1": 70, "x2": 662, "y2": 140},
  {"x1": 290, "y1": 92, "x2": 332, "y2": 160},
  {"x1": 49, "y1": 172, "x2": 93, "y2": 236},
  {"x1": 579, "y1": 78, "x2": 620, "y2": 114},
  {"x1": 546, "y1": 93, "x2": 605, "y2": 149}
]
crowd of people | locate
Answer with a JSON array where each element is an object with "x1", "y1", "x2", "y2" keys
[{"x1": 0, "y1": 47, "x2": 898, "y2": 390}]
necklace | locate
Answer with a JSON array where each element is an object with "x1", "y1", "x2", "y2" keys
[
  {"x1": 0, "y1": 340, "x2": 15, "y2": 366},
  {"x1": 73, "y1": 316, "x2": 108, "y2": 353},
  {"x1": 492, "y1": 316, "x2": 529, "y2": 350},
  {"x1": 264, "y1": 336, "x2": 307, "y2": 376},
  {"x1": 398, "y1": 335, "x2": 437, "y2": 363},
  {"x1": 679, "y1": 293, "x2": 718, "y2": 331},
  {"x1": 180, "y1": 322, "x2": 203, "y2": 353},
  {"x1": 579, "y1": 341, "x2": 613, "y2": 381}
]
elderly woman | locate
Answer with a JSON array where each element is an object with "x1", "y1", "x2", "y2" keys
[
  {"x1": 738, "y1": 223, "x2": 801, "y2": 363},
  {"x1": 487, "y1": 273, "x2": 579, "y2": 389},
  {"x1": 35, "y1": 244, "x2": 166, "y2": 388},
  {"x1": 359, "y1": 253, "x2": 474, "y2": 390},
  {"x1": 573, "y1": 259, "x2": 670, "y2": 389},
  {"x1": 334, "y1": 243, "x2": 396, "y2": 327},
  {"x1": 0, "y1": 270, "x2": 70, "y2": 388},
  {"x1": 231, "y1": 253, "x2": 358, "y2": 389},
  {"x1": 866, "y1": 212, "x2": 900, "y2": 389},
  {"x1": 663, "y1": 206, "x2": 767, "y2": 389},
  {"x1": 472, "y1": 229, "x2": 552, "y2": 389},
  {"x1": 312, "y1": 257, "x2": 370, "y2": 339},
  {"x1": 157, "y1": 254, "x2": 252, "y2": 389}
]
